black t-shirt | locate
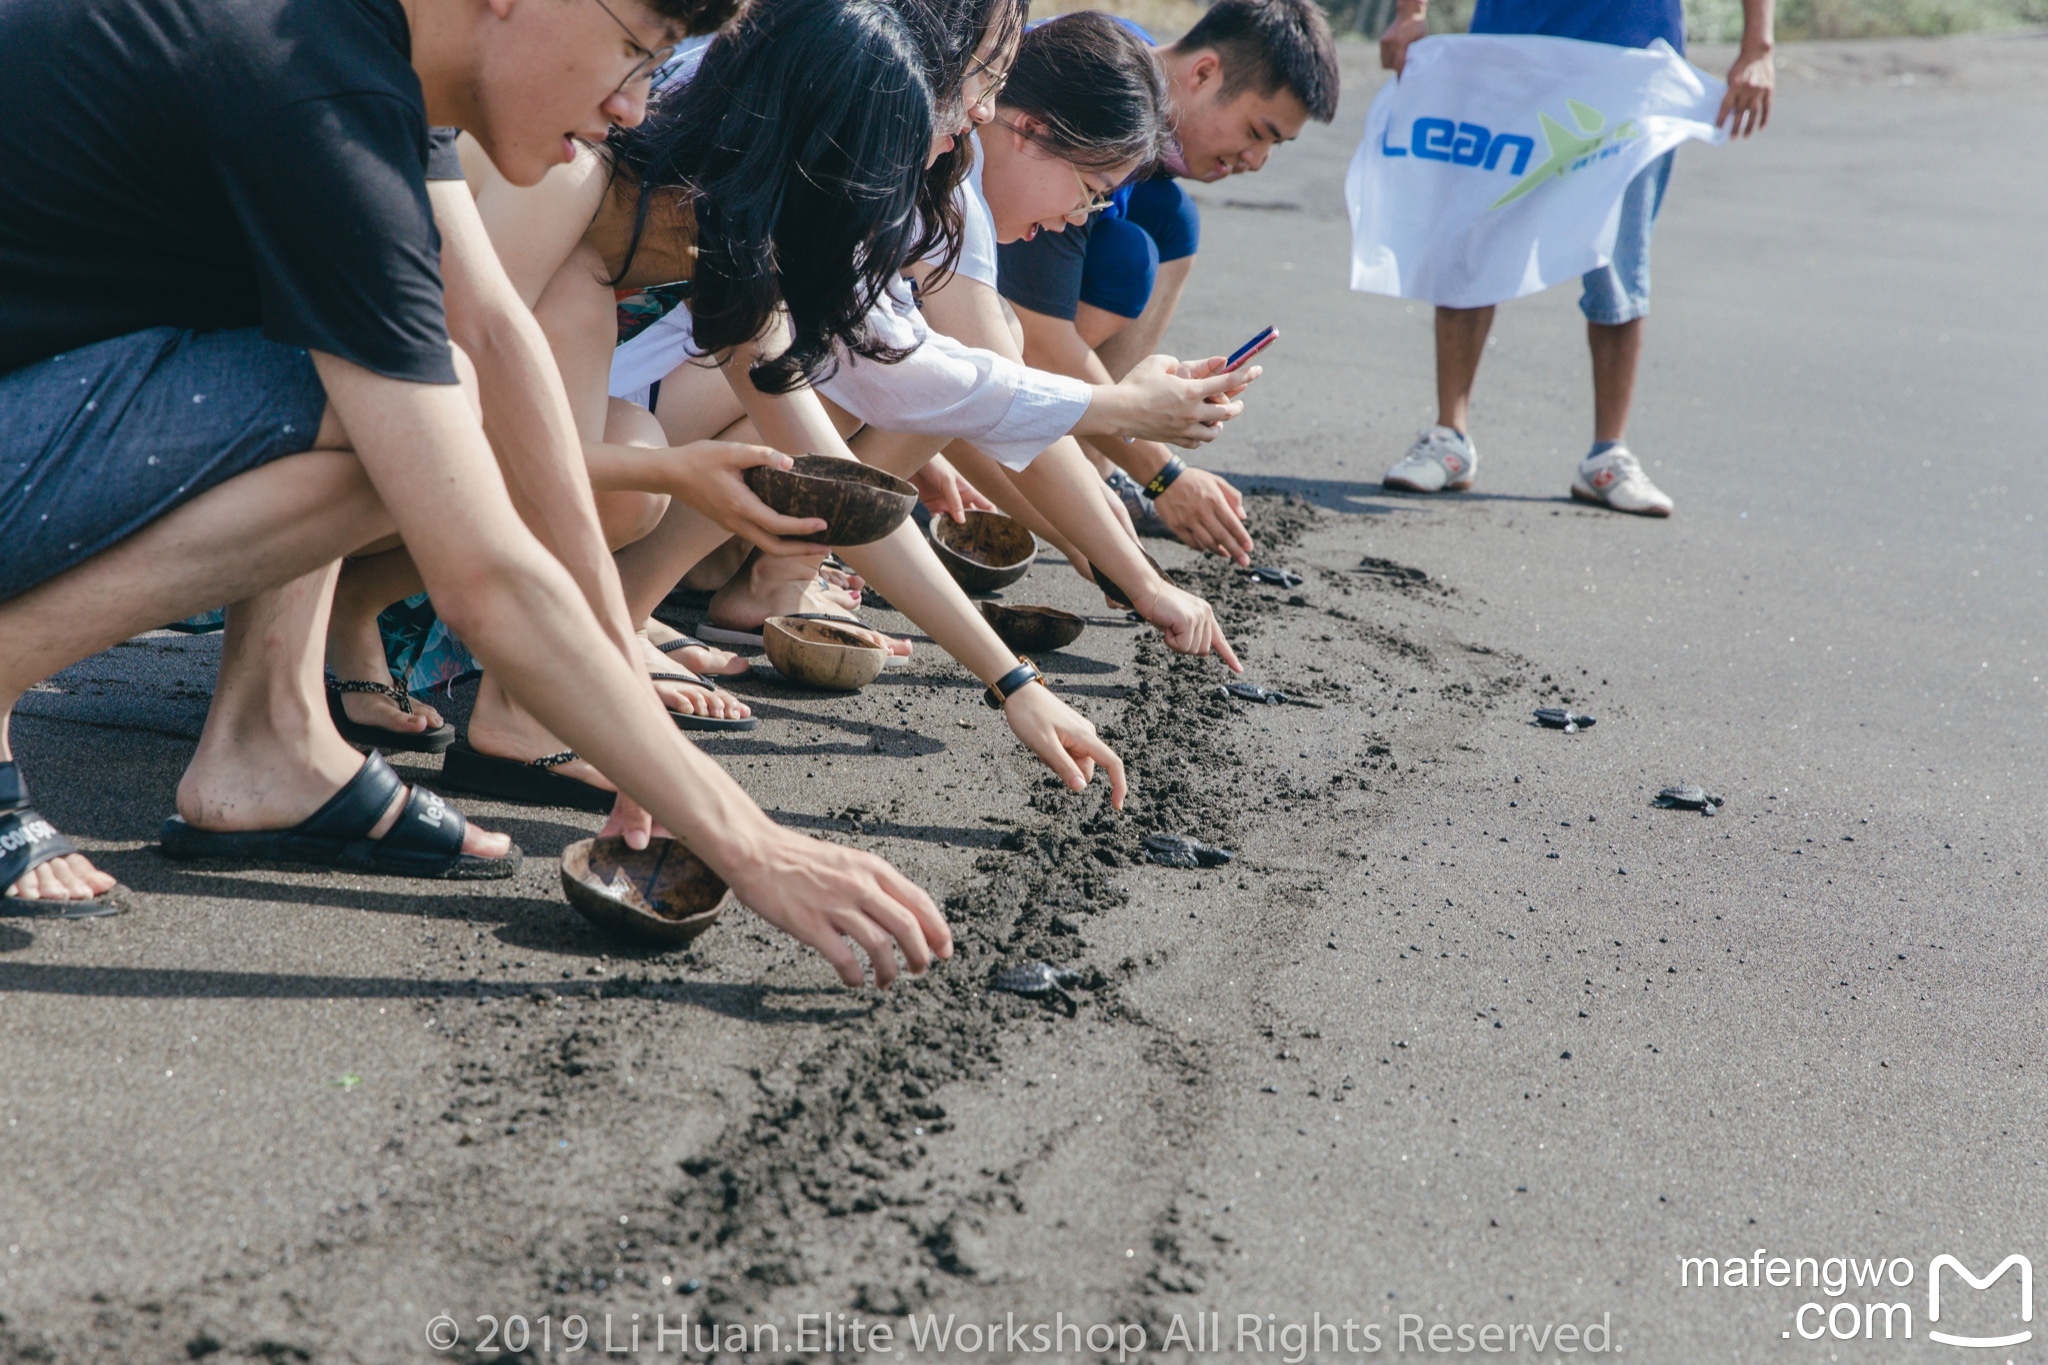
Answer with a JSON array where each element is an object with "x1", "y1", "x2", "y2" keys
[
  {"x1": 0, "y1": 0, "x2": 455, "y2": 383},
  {"x1": 428, "y1": 128, "x2": 467, "y2": 183}
]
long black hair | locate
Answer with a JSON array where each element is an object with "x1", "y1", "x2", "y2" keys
[
  {"x1": 610, "y1": 0, "x2": 934, "y2": 393},
  {"x1": 895, "y1": 0, "x2": 1028, "y2": 279},
  {"x1": 998, "y1": 11, "x2": 1172, "y2": 174}
]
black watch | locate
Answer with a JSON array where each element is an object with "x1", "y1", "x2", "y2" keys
[
  {"x1": 1143, "y1": 455, "x2": 1187, "y2": 500},
  {"x1": 982, "y1": 659, "x2": 1044, "y2": 710}
]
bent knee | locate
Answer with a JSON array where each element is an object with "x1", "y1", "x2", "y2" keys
[{"x1": 597, "y1": 489, "x2": 670, "y2": 549}]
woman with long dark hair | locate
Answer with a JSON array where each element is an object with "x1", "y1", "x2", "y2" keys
[{"x1": 328, "y1": 0, "x2": 1126, "y2": 812}]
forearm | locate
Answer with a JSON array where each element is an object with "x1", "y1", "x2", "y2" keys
[
  {"x1": 832, "y1": 521, "x2": 1020, "y2": 686},
  {"x1": 1010, "y1": 438, "x2": 1167, "y2": 597},
  {"x1": 1740, "y1": 0, "x2": 1774, "y2": 47},
  {"x1": 942, "y1": 442, "x2": 1086, "y2": 566}
]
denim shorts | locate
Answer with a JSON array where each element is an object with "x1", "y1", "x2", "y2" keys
[
  {"x1": 1580, "y1": 150, "x2": 1675, "y2": 326},
  {"x1": 0, "y1": 327, "x2": 328, "y2": 603}
]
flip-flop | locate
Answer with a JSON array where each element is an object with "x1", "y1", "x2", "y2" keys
[
  {"x1": 693, "y1": 622, "x2": 766, "y2": 649},
  {"x1": 647, "y1": 667, "x2": 759, "y2": 732},
  {"x1": 326, "y1": 678, "x2": 456, "y2": 754},
  {"x1": 434, "y1": 742, "x2": 616, "y2": 814},
  {"x1": 159, "y1": 751, "x2": 518, "y2": 880},
  {"x1": 0, "y1": 762, "x2": 123, "y2": 917}
]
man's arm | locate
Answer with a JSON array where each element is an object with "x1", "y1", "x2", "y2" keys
[
  {"x1": 431, "y1": 180, "x2": 640, "y2": 663},
  {"x1": 1379, "y1": 0, "x2": 1429, "y2": 74},
  {"x1": 314, "y1": 352, "x2": 951, "y2": 986},
  {"x1": 1720, "y1": 0, "x2": 1776, "y2": 138},
  {"x1": 1012, "y1": 302, "x2": 1254, "y2": 565}
]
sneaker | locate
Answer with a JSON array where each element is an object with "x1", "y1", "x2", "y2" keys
[
  {"x1": 1383, "y1": 425, "x2": 1477, "y2": 493},
  {"x1": 1571, "y1": 445, "x2": 1674, "y2": 517},
  {"x1": 1105, "y1": 469, "x2": 1174, "y2": 539}
]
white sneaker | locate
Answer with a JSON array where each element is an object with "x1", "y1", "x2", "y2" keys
[
  {"x1": 1383, "y1": 425, "x2": 1477, "y2": 493},
  {"x1": 1571, "y1": 445, "x2": 1673, "y2": 517}
]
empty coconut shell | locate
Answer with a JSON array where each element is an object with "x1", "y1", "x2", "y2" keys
[
  {"x1": 1090, "y1": 547, "x2": 1165, "y2": 609},
  {"x1": 978, "y1": 602, "x2": 1085, "y2": 653},
  {"x1": 560, "y1": 836, "x2": 728, "y2": 947},
  {"x1": 744, "y1": 454, "x2": 917, "y2": 547},
  {"x1": 930, "y1": 510, "x2": 1037, "y2": 594},
  {"x1": 762, "y1": 614, "x2": 889, "y2": 691}
]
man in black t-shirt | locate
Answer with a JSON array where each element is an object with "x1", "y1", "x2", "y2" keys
[{"x1": 0, "y1": 0, "x2": 951, "y2": 985}]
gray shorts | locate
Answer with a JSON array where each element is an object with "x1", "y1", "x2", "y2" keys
[{"x1": 0, "y1": 327, "x2": 328, "y2": 603}]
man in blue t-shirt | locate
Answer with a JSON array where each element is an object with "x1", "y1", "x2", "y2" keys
[
  {"x1": 1377, "y1": 0, "x2": 1775, "y2": 516},
  {"x1": 999, "y1": 0, "x2": 1341, "y2": 564}
]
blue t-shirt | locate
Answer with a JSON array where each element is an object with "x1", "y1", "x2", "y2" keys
[{"x1": 1469, "y1": 0, "x2": 1684, "y2": 54}]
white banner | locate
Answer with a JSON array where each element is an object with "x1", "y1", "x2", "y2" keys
[{"x1": 1345, "y1": 35, "x2": 1726, "y2": 309}]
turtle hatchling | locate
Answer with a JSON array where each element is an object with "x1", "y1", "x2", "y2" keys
[
  {"x1": 989, "y1": 961, "x2": 1081, "y2": 1014},
  {"x1": 1220, "y1": 681, "x2": 1325, "y2": 709},
  {"x1": 1654, "y1": 785, "x2": 1725, "y2": 815},
  {"x1": 1245, "y1": 566, "x2": 1303, "y2": 588},
  {"x1": 1533, "y1": 707, "x2": 1596, "y2": 732},
  {"x1": 1144, "y1": 832, "x2": 1235, "y2": 869}
]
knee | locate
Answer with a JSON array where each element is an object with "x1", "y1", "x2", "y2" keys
[
  {"x1": 597, "y1": 489, "x2": 670, "y2": 549},
  {"x1": 1078, "y1": 217, "x2": 1159, "y2": 323},
  {"x1": 605, "y1": 396, "x2": 666, "y2": 448}
]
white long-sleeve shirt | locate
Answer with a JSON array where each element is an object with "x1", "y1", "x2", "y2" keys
[{"x1": 608, "y1": 137, "x2": 1089, "y2": 469}]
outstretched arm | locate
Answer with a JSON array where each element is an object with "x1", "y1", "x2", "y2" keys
[{"x1": 1719, "y1": 0, "x2": 1776, "y2": 138}]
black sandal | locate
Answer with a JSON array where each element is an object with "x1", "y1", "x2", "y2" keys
[
  {"x1": 0, "y1": 762, "x2": 121, "y2": 917},
  {"x1": 435, "y1": 742, "x2": 616, "y2": 813},
  {"x1": 159, "y1": 751, "x2": 518, "y2": 879},
  {"x1": 326, "y1": 678, "x2": 456, "y2": 754}
]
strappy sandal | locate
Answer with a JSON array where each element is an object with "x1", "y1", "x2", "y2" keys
[
  {"x1": 648, "y1": 664, "x2": 758, "y2": 733},
  {"x1": 159, "y1": 751, "x2": 518, "y2": 880},
  {"x1": 0, "y1": 762, "x2": 122, "y2": 917},
  {"x1": 326, "y1": 677, "x2": 456, "y2": 754},
  {"x1": 435, "y1": 743, "x2": 615, "y2": 814}
]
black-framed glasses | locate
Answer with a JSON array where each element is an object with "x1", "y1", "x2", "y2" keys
[{"x1": 590, "y1": 0, "x2": 677, "y2": 95}]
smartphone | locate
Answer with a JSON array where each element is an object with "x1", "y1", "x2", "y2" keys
[{"x1": 1224, "y1": 324, "x2": 1278, "y2": 372}]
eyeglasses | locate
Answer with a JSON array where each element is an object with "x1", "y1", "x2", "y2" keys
[
  {"x1": 996, "y1": 117, "x2": 1117, "y2": 221},
  {"x1": 589, "y1": 0, "x2": 677, "y2": 95},
  {"x1": 963, "y1": 53, "x2": 1011, "y2": 113}
]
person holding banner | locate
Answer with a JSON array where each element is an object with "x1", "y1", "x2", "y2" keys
[{"x1": 1372, "y1": 0, "x2": 1775, "y2": 516}]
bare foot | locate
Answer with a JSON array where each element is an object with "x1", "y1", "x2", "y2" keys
[
  {"x1": 7, "y1": 852, "x2": 118, "y2": 904},
  {"x1": 638, "y1": 636, "x2": 752, "y2": 721},
  {"x1": 177, "y1": 733, "x2": 509, "y2": 859},
  {"x1": 326, "y1": 614, "x2": 445, "y2": 735},
  {"x1": 707, "y1": 562, "x2": 912, "y2": 658},
  {"x1": 643, "y1": 621, "x2": 750, "y2": 678},
  {"x1": 465, "y1": 676, "x2": 616, "y2": 796}
]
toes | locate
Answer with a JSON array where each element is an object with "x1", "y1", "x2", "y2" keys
[{"x1": 463, "y1": 824, "x2": 515, "y2": 859}]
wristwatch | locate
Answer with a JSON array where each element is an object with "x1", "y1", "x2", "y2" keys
[
  {"x1": 1143, "y1": 454, "x2": 1187, "y2": 500},
  {"x1": 982, "y1": 659, "x2": 1045, "y2": 710}
]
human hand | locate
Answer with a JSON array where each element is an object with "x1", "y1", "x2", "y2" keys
[
  {"x1": 1718, "y1": 45, "x2": 1775, "y2": 138},
  {"x1": 724, "y1": 827, "x2": 953, "y2": 988},
  {"x1": 666, "y1": 441, "x2": 832, "y2": 555},
  {"x1": 1132, "y1": 579, "x2": 1243, "y2": 673},
  {"x1": 1152, "y1": 465, "x2": 1254, "y2": 565},
  {"x1": 1177, "y1": 353, "x2": 1262, "y2": 405},
  {"x1": 1111, "y1": 355, "x2": 1248, "y2": 447},
  {"x1": 909, "y1": 454, "x2": 997, "y2": 524},
  {"x1": 1379, "y1": 7, "x2": 1429, "y2": 75},
  {"x1": 600, "y1": 792, "x2": 671, "y2": 850},
  {"x1": 1000, "y1": 680, "x2": 1128, "y2": 810}
]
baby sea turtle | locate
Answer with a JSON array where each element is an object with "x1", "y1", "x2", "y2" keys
[
  {"x1": 1533, "y1": 707, "x2": 1596, "y2": 732},
  {"x1": 1654, "y1": 785, "x2": 1725, "y2": 815},
  {"x1": 1144, "y1": 832, "x2": 1235, "y2": 869},
  {"x1": 1219, "y1": 681, "x2": 1322, "y2": 709},
  {"x1": 989, "y1": 961, "x2": 1081, "y2": 1015},
  {"x1": 1245, "y1": 566, "x2": 1304, "y2": 588}
]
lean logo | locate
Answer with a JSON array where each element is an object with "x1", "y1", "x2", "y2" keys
[
  {"x1": 1380, "y1": 99, "x2": 1642, "y2": 211},
  {"x1": 1928, "y1": 1254, "x2": 2032, "y2": 1349}
]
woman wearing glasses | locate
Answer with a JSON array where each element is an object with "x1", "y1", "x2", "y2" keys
[
  {"x1": 615, "y1": 9, "x2": 1252, "y2": 669},
  {"x1": 326, "y1": 0, "x2": 1131, "y2": 813}
]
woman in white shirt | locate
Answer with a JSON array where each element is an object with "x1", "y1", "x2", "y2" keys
[{"x1": 620, "y1": 11, "x2": 1250, "y2": 668}]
